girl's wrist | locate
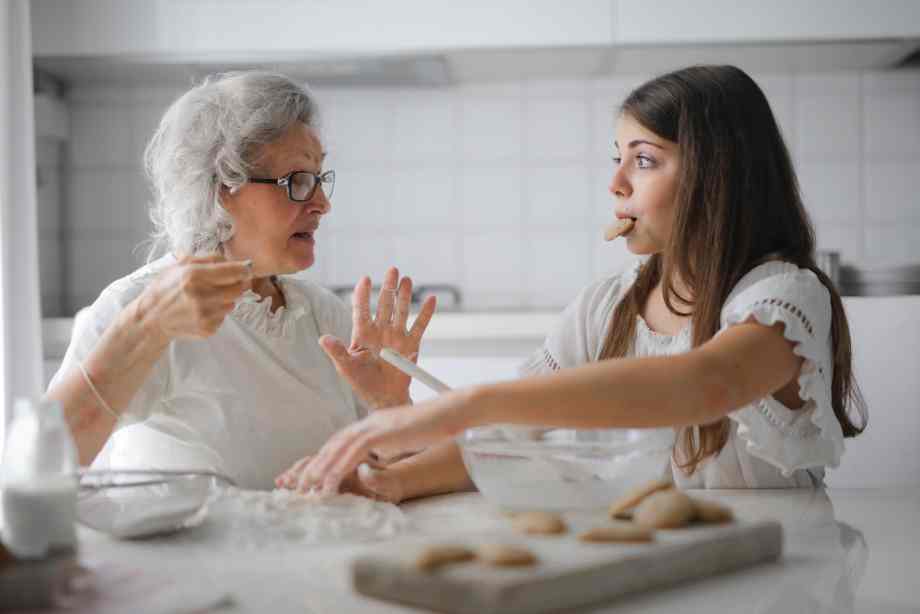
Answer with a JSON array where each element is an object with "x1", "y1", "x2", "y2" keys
[{"x1": 444, "y1": 385, "x2": 493, "y2": 435}]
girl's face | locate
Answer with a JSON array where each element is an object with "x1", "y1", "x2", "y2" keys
[
  {"x1": 609, "y1": 114, "x2": 680, "y2": 255},
  {"x1": 221, "y1": 122, "x2": 331, "y2": 277}
]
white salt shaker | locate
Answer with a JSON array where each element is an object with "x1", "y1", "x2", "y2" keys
[{"x1": 1, "y1": 398, "x2": 78, "y2": 559}]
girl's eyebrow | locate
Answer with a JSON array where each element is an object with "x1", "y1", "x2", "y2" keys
[{"x1": 613, "y1": 139, "x2": 665, "y2": 150}]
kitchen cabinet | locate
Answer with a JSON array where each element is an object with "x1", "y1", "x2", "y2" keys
[
  {"x1": 614, "y1": 0, "x2": 920, "y2": 44},
  {"x1": 30, "y1": 0, "x2": 615, "y2": 58},
  {"x1": 31, "y1": 0, "x2": 920, "y2": 65}
]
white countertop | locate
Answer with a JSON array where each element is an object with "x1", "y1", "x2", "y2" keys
[
  {"x1": 70, "y1": 487, "x2": 919, "y2": 613},
  {"x1": 42, "y1": 295, "x2": 920, "y2": 352},
  {"x1": 41, "y1": 311, "x2": 559, "y2": 353}
]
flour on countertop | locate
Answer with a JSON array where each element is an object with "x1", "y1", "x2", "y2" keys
[{"x1": 207, "y1": 488, "x2": 410, "y2": 550}]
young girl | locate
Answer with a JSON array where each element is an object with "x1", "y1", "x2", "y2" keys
[{"x1": 279, "y1": 65, "x2": 868, "y2": 498}]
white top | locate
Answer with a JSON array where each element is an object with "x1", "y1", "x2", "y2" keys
[
  {"x1": 49, "y1": 255, "x2": 364, "y2": 489},
  {"x1": 520, "y1": 259, "x2": 858, "y2": 489}
]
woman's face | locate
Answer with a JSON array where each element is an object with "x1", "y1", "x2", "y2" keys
[
  {"x1": 609, "y1": 114, "x2": 680, "y2": 255},
  {"x1": 221, "y1": 122, "x2": 330, "y2": 276}
]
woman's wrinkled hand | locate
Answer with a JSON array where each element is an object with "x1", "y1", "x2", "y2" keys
[
  {"x1": 274, "y1": 455, "x2": 405, "y2": 504},
  {"x1": 135, "y1": 254, "x2": 253, "y2": 343},
  {"x1": 319, "y1": 267, "x2": 436, "y2": 409}
]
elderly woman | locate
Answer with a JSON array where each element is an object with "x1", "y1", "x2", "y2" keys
[{"x1": 45, "y1": 71, "x2": 435, "y2": 490}]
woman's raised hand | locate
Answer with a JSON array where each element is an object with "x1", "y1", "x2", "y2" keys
[
  {"x1": 319, "y1": 267, "x2": 436, "y2": 408},
  {"x1": 136, "y1": 254, "x2": 253, "y2": 342}
]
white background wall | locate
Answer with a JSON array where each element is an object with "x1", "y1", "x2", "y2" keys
[{"x1": 42, "y1": 69, "x2": 920, "y2": 315}]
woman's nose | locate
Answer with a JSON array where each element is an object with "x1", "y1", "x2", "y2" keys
[
  {"x1": 308, "y1": 188, "x2": 331, "y2": 214},
  {"x1": 609, "y1": 165, "x2": 631, "y2": 199}
]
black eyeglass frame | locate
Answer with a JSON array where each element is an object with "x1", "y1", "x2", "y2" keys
[{"x1": 248, "y1": 170, "x2": 335, "y2": 202}]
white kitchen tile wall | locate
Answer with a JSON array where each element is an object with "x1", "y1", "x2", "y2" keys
[
  {"x1": 36, "y1": 138, "x2": 63, "y2": 316},
  {"x1": 55, "y1": 69, "x2": 920, "y2": 315}
]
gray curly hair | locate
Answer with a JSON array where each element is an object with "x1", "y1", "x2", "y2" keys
[{"x1": 143, "y1": 71, "x2": 318, "y2": 259}]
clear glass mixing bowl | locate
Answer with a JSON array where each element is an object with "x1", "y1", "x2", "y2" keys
[
  {"x1": 76, "y1": 469, "x2": 232, "y2": 539},
  {"x1": 458, "y1": 426, "x2": 675, "y2": 511}
]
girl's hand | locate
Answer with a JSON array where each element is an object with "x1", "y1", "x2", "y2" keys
[
  {"x1": 274, "y1": 456, "x2": 405, "y2": 504},
  {"x1": 136, "y1": 254, "x2": 252, "y2": 342},
  {"x1": 319, "y1": 267, "x2": 436, "y2": 409},
  {"x1": 288, "y1": 395, "x2": 470, "y2": 495}
]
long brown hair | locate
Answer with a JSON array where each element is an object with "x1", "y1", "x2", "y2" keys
[{"x1": 599, "y1": 65, "x2": 866, "y2": 474}]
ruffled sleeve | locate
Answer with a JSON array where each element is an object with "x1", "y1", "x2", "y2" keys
[
  {"x1": 518, "y1": 262, "x2": 640, "y2": 377},
  {"x1": 719, "y1": 261, "x2": 844, "y2": 476}
]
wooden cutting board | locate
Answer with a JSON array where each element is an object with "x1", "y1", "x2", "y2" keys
[{"x1": 352, "y1": 520, "x2": 782, "y2": 614}]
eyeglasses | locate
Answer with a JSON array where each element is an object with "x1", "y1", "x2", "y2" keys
[{"x1": 248, "y1": 170, "x2": 335, "y2": 202}]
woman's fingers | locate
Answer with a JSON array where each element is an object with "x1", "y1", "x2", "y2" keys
[
  {"x1": 408, "y1": 295, "x2": 437, "y2": 341},
  {"x1": 189, "y1": 259, "x2": 253, "y2": 286},
  {"x1": 374, "y1": 267, "x2": 399, "y2": 325},
  {"x1": 395, "y1": 276, "x2": 412, "y2": 329},
  {"x1": 351, "y1": 276, "x2": 373, "y2": 340},
  {"x1": 205, "y1": 280, "x2": 251, "y2": 304},
  {"x1": 318, "y1": 335, "x2": 353, "y2": 374}
]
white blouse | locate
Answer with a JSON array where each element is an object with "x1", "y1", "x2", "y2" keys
[
  {"x1": 49, "y1": 255, "x2": 364, "y2": 489},
  {"x1": 520, "y1": 259, "x2": 855, "y2": 489}
]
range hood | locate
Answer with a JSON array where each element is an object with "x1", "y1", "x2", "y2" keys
[{"x1": 35, "y1": 37, "x2": 920, "y2": 88}]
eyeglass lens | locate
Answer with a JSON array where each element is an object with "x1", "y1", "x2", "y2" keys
[
  {"x1": 289, "y1": 171, "x2": 334, "y2": 202},
  {"x1": 290, "y1": 172, "x2": 316, "y2": 201}
]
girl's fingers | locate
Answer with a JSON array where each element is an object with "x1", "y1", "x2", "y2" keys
[
  {"x1": 395, "y1": 277, "x2": 412, "y2": 329},
  {"x1": 274, "y1": 456, "x2": 306, "y2": 487},
  {"x1": 302, "y1": 428, "x2": 356, "y2": 491},
  {"x1": 375, "y1": 267, "x2": 399, "y2": 325},
  {"x1": 284, "y1": 457, "x2": 312, "y2": 489},
  {"x1": 408, "y1": 295, "x2": 437, "y2": 341},
  {"x1": 320, "y1": 435, "x2": 377, "y2": 495}
]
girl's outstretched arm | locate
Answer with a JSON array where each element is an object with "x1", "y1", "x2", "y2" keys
[
  {"x1": 485, "y1": 318, "x2": 803, "y2": 429},
  {"x1": 291, "y1": 320, "x2": 802, "y2": 494}
]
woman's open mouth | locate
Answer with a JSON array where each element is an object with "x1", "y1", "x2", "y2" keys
[{"x1": 291, "y1": 231, "x2": 315, "y2": 243}]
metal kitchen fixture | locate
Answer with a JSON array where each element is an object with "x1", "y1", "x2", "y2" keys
[
  {"x1": 839, "y1": 263, "x2": 920, "y2": 296},
  {"x1": 816, "y1": 250, "x2": 920, "y2": 296},
  {"x1": 329, "y1": 283, "x2": 462, "y2": 312}
]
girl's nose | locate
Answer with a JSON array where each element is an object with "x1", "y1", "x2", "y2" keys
[{"x1": 609, "y1": 165, "x2": 631, "y2": 199}]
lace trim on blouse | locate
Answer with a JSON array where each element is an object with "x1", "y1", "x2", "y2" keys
[
  {"x1": 722, "y1": 266, "x2": 844, "y2": 475},
  {"x1": 231, "y1": 278, "x2": 307, "y2": 339},
  {"x1": 539, "y1": 347, "x2": 561, "y2": 372},
  {"x1": 635, "y1": 315, "x2": 691, "y2": 349}
]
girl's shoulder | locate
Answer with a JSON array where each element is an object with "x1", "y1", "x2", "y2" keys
[
  {"x1": 574, "y1": 259, "x2": 644, "y2": 320},
  {"x1": 721, "y1": 259, "x2": 833, "y2": 340},
  {"x1": 538, "y1": 259, "x2": 644, "y2": 369},
  {"x1": 726, "y1": 260, "x2": 827, "y2": 302}
]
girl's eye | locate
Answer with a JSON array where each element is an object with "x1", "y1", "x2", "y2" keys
[
  {"x1": 636, "y1": 155, "x2": 656, "y2": 169},
  {"x1": 611, "y1": 156, "x2": 622, "y2": 165}
]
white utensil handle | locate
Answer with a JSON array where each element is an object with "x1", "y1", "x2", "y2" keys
[{"x1": 379, "y1": 348, "x2": 452, "y2": 394}]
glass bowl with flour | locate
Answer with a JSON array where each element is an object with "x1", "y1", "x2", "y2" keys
[
  {"x1": 76, "y1": 470, "x2": 231, "y2": 539},
  {"x1": 458, "y1": 426, "x2": 675, "y2": 511}
]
